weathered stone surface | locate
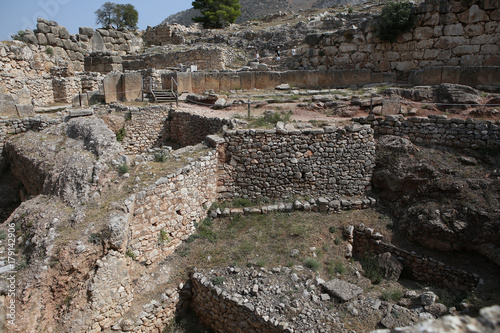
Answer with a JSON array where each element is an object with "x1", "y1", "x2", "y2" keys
[
  {"x1": 91, "y1": 30, "x2": 106, "y2": 53},
  {"x1": 122, "y1": 71, "x2": 142, "y2": 102},
  {"x1": 321, "y1": 279, "x2": 363, "y2": 302},
  {"x1": 435, "y1": 83, "x2": 482, "y2": 108},
  {"x1": 103, "y1": 71, "x2": 123, "y2": 103},
  {"x1": 376, "y1": 252, "x2": 403, "y2": 281}
]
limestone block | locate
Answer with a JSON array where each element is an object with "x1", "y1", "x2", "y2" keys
[
  {"x1": 460, "y1": 55, "x2": 483, "y2": 66},
  {"x1": 457, "y1": 5, "x2": 489, "y2": 23},
  {"x1": 103, "y1": 71, "x2": 123, "y2": 103},
  {"x1": 46, "y1": 33, "x2": 57, "y2": 45},
  {"x1": 453, "y1": 45, "x2": 480, "y2": 56},
  {"x1": 122, "y1": 72, "x2": 142, "y2": 102},
  {"x1": 0, "y1": 93, "x2": 18, "y2": 116},
  {"x1": 443, "y1": 23, "x2": 464, "y2": 35},
  {"x1": 321, "y1": 279, "x2": 363, "y2": 302},
  {"x1": 484, "y1": 56, "x2": 500, "y2": 66},
  {"x1": 464, "y1": 23, "x2": 485, "y2": 36},
  {"x1": 58, "y1": 26, "x2": 70, "y2": 39},
  {"x1": 36, "y1": 33, "x2": 47, "y2": 45},
  {"x1": 79, "y1": 26, "x2": 94, "y2": 37},
  {"x1": 36, "y1": 22, "x2": 51, "y2": 34},
  {"x1": 339, "y1": 43, "x2": 357, "y2": 53},
  {"x1": 91, "y1": 31, "x2": 106, "y2": 53},
  {"x1": 414, "y1": 27, "x2": 435, "y2": 40}
]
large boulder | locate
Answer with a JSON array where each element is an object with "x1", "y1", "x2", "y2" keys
[
  {"x1": 321, "y1": 279, "x2": 363, "y2": 302},
  {"x1": 376, "y1": 252, "x2": 403, "y2": 281},
  {"x1": 435, "y1": 83, "x2": 482, "y2": 109}
]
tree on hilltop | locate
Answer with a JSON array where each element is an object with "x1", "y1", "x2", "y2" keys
[
  {"x1": 192, "y1": 0, "x2": 241, "y2": 29},
  {"x1": 95, "y1": 2, "x2": 138, "y2": 30}
]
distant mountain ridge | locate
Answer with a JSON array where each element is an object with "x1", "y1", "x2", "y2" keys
[{"x1": 161, "y1": 0, "x2": 368, "y2": 26}]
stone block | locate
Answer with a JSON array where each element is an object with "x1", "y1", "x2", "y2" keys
[
  {"x1": 58, "y1": 26, "x2": 69, "y2": 39},
  {"x1": 36, "y1": 22, "x2": 51, "y2": 34},
  {"x1": 122, "y1": 72, "x2": 142, "y2": 102},
  {"x1": 36, "y1": 33, "x2": 47, "y2": 45},
  {"x1": 239, "y1": 72, "x2": 255, "y2": 90},
  {"x1": 103, "y1": 71, "x2": 123, "y2": 103},
  {"x1": 91, "y1": 31, "x2": 106, "y2": 53},
  {"x1": 321, "y1": 279, "x2": 363, "y2": 302}
]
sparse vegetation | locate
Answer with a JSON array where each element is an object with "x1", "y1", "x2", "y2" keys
[
  {"x1": 117, "y1": 163, "x2": 129, "y2": 175},
  {"x1": 46, "y1": 47, "x2": 54, "y2": 55},
  {"x1": 126, "y1": 248, "x2": 136, "y2": 259},
  {"x1": 158, "y1": 229, "x2": 170, "y2": 245},
  {"x1": 88, "y1": 232, "x2": 101, "y2": 245},
  {"x1": 154, "y1": 151, "x2": 168, "y2": 163},
  {"x1": 11, "y1": 30, "x2": 25, "y2": 41},
  {"x1": 359, "y1": 253, "x2": 383, "y2": 284},
  {"x1": 304, "y1": 257, "x2": 321, "y2": 271},
  {"x1": 116, "y1": 128, "x2": 126, "y2": 141},
  {"x1": 212, "y1": 276, "x2": 225, "y2": 285},
  {"x1": 248, "y1": 110, "x2": 292, "y2": 128},
  {"x1": 381, "y1": 289, "x2": 403, "y2": 302}
]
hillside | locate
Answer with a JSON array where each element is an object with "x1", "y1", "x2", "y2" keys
[{"x1": 161, "y1": 0, "x2": 369, "y2": 26}]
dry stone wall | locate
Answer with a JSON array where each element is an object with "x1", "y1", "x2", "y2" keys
[
  {"x1": 217, "y1": 123, "x2": 375, "y2": 200},
  {"x1": 121, "y1": 108, "x2": 232, "y2": 153},
  {"x1": 301, "y1": 0, "x2": 500, "y2": 75},
  {"x1": 128, "y1": 151, "x2": 218, "y2": 265},
  {"x1": 351, "y1": 224, "x2": 480, "y2": 290},
  {"x1": 354, "y1": 114, "x2": 500, "y2": 149}
]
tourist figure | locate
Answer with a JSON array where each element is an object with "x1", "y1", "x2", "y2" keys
[
  {"x1": 275, "y1": 46, "x2": 280, "y2": 60},
  {"x1": 255, "y1": 51, "x2": 260, "y2": 61},
  {"x1": 292, "y1": 47, "x2": 296, "y2": 56}
]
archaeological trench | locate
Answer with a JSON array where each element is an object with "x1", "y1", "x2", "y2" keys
[{"x1": 0, "y1": 0, "x2": 500, "y2": 332}]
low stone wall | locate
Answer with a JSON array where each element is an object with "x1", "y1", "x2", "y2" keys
[
  {"x1": 121, "y1": 108, "x2": 232, "y2": 153},
  {"x1": 121, "y1": 106, "x2": 170, "y2": 154},
  {"x1": 128, "y1": 151, "x2": 218, "y2": 264},
  {"x1": 217, "y1": 123, "x2": 375, "y2": 200},
  {"x1": 191, "y1": 272, "x2": 282, "y2": 333},
  {"x1": 169, "y1": 111, "x2": 232, "y2": 147},
  {"x1": 354, "y1": 114, "x2": 500, "y2": 149},
  {"x1": 0, "y1": 76, "x2": 54, "y2": 106},
  {"x1": 352, "y1": 225, "x2": 480, "y2": 290}
]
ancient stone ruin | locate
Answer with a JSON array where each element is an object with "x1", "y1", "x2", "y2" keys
[{"x1": 0, "y1": 0, "x2": 499, "y2": 331}]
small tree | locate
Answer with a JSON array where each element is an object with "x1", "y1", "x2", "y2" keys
[
  {"x1": 378, "y1": 0, "x2": 416, "y2": 43},
  {"x1": 95, "y1": 2, "x2": 138, "y2": 30},
  {"x1": 114, "y1": 4, "x2": 139, "y2": 30},
  {"x1": 192, "y1": 0, "x2": 241, "y2": 29},
  {"x1": 95, "y1": 2, "x2": 115, "y2": 27}
]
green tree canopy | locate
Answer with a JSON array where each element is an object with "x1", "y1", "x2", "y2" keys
[
  {"x1": 192, "y1": 0, "x2": 241, "y2": 29},
  {"x1": 95, "y1": 2, "x2": 138, "y2": 30}
]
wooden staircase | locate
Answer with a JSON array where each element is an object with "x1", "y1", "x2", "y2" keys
[
  {"x1": 149, "y1": 77, "x2": 179, "y2": 105},
  {"x1": 152, "y1": 89, "x2": 177, "y2": 103}
]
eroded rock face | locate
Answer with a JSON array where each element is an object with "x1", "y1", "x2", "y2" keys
[
  {"x1": 372, "y1": 305, "x2": 500, "y2": 333},
  {"x1": 5, "y1": 118, "x2": 123, "y2": 205},
  {"x1": 372, "y1": 136, "x2": 500, "y2": 264}
]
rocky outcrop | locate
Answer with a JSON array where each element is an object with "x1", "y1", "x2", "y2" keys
[
  {"x1": 371, "y1": 135, "x2": 500, "y2": 265},
  {"x1": 5, "y1": 118, "x2": 123, "y2": 205},
  {"x1": 372, "y1": 305, "x2": 500, "y2": 333}
]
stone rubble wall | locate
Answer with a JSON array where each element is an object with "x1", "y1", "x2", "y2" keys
[
  {"x1": 85, "y1": 46, "x2": 235, "y2": 73},
  {"x1": 217, "y1": 123, "x2": 375, "y2": 200},
  {"x1": 128, "y1": 151, "x2": 218, "y2": 264},
  {"x1": 142, "y1": 24, "x2": 191, "y2": 46},
  {"x1": 121, "y1": 106, "x2": 170, "y2": 154},
  {"x1": 0, "y1": 76, "x2": 54, "y2": 106},
  {"x1": 352, "y1": 225, "x2": 480, "y2": 290},
  {"x1": 121, "y1": 108, "x2": 232, "y2": 154},
  {"x1": 354, "y1": 114, "x2": 500, "y2": 149},
  {"x1": 301, "y1": 0, "x2": 500, "y2": 74},
  {"x1": 191, "y1": 272, "x2": 283, "y2": 333}
]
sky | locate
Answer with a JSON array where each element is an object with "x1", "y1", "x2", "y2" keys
[{"x1": 0, "y1": 0, "x2": 194, "y2": 41}]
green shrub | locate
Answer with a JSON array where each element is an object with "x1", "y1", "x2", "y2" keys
[
  {"x1": 11, "y1": 30, "x2": 25, "y2": 41},
  {"x1": 46, "y1": 46, "x2": 54, "y2": 55},
  {"x1": 328, "y1": 226, "x2": 337, "y2": 234},
  {"x1": 304, "y1": 257, "x2": 321, "y2": 271},
  {"x1": 126, "y1": 249, "x2": 136, "y2": 259},
  {"x1": 360, "y1": 254, "x2": 383, "y2": 284},
  {"x1": 117, "y1": 163, "x2": 129, "y2": 175},
  {"x1": 334, "y1": 260, "x2": 346, "y2": 275},
  {"x1": 212, "y1": 276, "x2": 225, "y2": 285},
  {"x1": 378, "y1": 1, "x2": 416, "y2": 43},
  {"x1": 334, "y1": 237, "x2": 342, "y2": 245},
  {"x1": 158, "y1": 229, "x2": 170, "y2": 245},
  {"x1": 88, "y1": 232, "x2": 101, "y2": 245},
  {"x1": 154, "y1": 152, "x2": 168, "y2": 162},
  {"x1": 115, "y1": 128, "x2": 126, "y2": 142},
  {"x1": 381, "y1": 290, "x2": 403, "y2": 302},
  {"x1": 232, "y1": 197, "x2": 254, "y2": 208}
]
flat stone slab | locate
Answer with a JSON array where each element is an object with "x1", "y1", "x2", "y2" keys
[
  {"x1": 321, "y1": 279, "x2": 363, "y2": 302},
  {"x1": 69, "y1": 108, "x2": 94, "y2": 117}
]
